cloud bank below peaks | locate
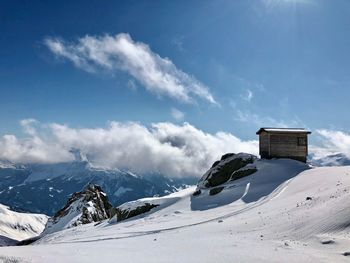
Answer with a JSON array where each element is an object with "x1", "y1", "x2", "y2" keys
[
  {"x1": 0, "y1": 120, "x2": 257, "y2": 178},
  {"x1": 44, "y1": 33, "x2": 217, "y2": 105},
  {"x1": 311, "y1": 129, "x2": 350, "y2": 158}
]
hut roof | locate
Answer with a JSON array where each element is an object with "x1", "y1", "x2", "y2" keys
[{"x1": 256, "y1": 127, "x2": 311, "y2": 135}]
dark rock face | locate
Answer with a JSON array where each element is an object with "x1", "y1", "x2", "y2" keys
[
  {"x1": 229, "y1": 168, "x2": 257, "y2": 182},
  {"x1": 56, "y1": 184, "x2": 113, "y2": 224},
  {"x1": 114, "y1": 203, "x2": 159, "y2": 222},
  {"x1": 211, "y1": 160, "x2": 220, "y2": 168},
  {"x1": 44, "y1": 184, "x2": 114, "y2": 234},
  {"x1": 193, "y1": 153, "x2": 258, "y2": 198},
  {"x1": 209, "y1": 186, "x2": 224, "y2": 196},
  {"x1": 220, "y1": 153, "x2": 236, "y2": 161},
  {"x1": 199, "y1": 153, "x2": 257, "y2": 188},
  {"x1": 192, "y1": 189, "x2": 201, "y2": 196}
]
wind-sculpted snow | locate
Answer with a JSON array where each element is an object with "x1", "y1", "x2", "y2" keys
[
  {"x1": 192, "y1": 158, "x2": 308, "y2": 210},
  {"x1": 0, "y1": 204, "x2": 47, "y2": 245},
  {"x1": 2, "y1": 160, "x2": 350, "y2": 262}
]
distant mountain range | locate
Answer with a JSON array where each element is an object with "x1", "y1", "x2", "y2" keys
[
  {"x1": 310, "y1": 153, "x2": 350, "y2": 167},
  {"x1": 0, "y1": 151, "x2": 196, "y2": 216}
]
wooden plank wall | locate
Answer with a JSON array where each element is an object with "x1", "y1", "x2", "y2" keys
[
  {"x1": 259, "y1": 132, "x2": 269, "y2": 157},
  {"x1": 269, "y1": 134, "x2": 307, "y2": 158}
]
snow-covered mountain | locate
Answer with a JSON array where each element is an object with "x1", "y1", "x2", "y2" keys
[
  {"x1": 2, "y1": 156, "x2": 350, "y2": 262},
  {"x1": 43, "y1": 184, "x2": 114, "y2": 235},
  {"x1": 0, "y1": 153, "x2": 195, "y2": 215},
  {"x1": 2, "y1": 153, "x2": 350, "y2": 261},
  {"x1": 311, "y1": 153, "x2": 350, "y2": 167},
  {"x1": 0, "y1": 203, "x2": 47, "y2": 246}
]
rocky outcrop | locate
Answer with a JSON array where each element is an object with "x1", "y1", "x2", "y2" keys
[
  {"x1": 43, "y1": 184, "x2": 114, "y2": 235},
  {"x1": 197, "y1": 153, "x2": 257, "y2": 189},
  {"x1": 209, "y1": 186, "x2": 224, "y2": 196},
  {"x1": 112, "y1": 203, "x2": 159, "y2": 222},
  {"x1": 192, "y1": 153, "x2": 258, "y2": 198}
]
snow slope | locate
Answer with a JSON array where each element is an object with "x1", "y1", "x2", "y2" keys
[
  {"x1": 0, "y1": 204, "x2": 47, "y2": 244},
  {"x1": 1, "y1": 159, "x2": 350, "y2": 262},
  {"x1": 43, "y1": 184, "x2": 113, "y2": 235}
]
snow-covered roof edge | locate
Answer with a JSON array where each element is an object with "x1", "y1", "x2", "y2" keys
[{"x1": 256, "y1": 127, "x2": 311, "y2": 135}]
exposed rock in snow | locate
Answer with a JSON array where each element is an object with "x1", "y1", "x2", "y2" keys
[
  {"x1": 43, "y1": 184, "x2": 113, "y2": 235},
  {"x1": 209, "y1": 186, "x2": 224, "y2": 196},
  {"x1": 0, "y1": 203, "x2": 47, "y2": 245},
  {"x1": 2, "y1": 159, "x2": 350, "y2": 262},
  {"x1": 109, "y1": 191, "x2": 184, "y2": 223},
  {"x1": 113, "y1": 203, "x2": 159, "y2": 222},
  {"x1": 192, "y1": 158, "x2": 309, "y2": 210},
  {"x1": 197, "y1": 153, "x2": 257, "y2": 188}
]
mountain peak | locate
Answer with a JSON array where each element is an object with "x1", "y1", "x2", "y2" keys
[
  {"x1": 69, "y1": 148, "x2": 88, "y2": 163},
  {"x1": 43, "y1": 184, "x2": 114, "y2": 235}
]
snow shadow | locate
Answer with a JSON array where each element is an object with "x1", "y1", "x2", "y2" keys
[{"x1": 191, "y1": 159, "x2": 310, "y2": 211}]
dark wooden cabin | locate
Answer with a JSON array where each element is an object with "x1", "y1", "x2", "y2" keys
[{"x1": 256, "y1": 128, "x2": 311, "y2": 163}]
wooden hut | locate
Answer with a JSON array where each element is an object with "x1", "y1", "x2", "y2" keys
[{"x1": 256, "y1": 128, "x2": 311, "y2": 163}]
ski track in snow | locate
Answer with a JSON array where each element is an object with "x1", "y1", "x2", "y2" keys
[
  {"x1": 39, "y1": 167, "x2": 304, "y2": 245},
  {"x1": 1, "y1": 160, "x2": 350, "y2": 262}
]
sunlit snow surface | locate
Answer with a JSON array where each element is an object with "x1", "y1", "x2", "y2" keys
[
  {"x1": 0, "y1": 204, "x2": 47, "y2": 243},
  {"x1": 1, "y1": 159, "x2": 350, "y2": 262}
]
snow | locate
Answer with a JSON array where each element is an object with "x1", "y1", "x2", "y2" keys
[
  {"x1": 0, "y1": 204, "x2": 47, "y2": 243},
  {"x1": 256, "y1": 128, "x2": 311, "y2": 134},
  {"x1": 1, "y1": 159, "x2": 350, "y2": 262},
  {"x1": 263, "y1": 128, "x2": 310, "y2": 133},
  {"x1": 312, "y1": 153, "x2": 350, "y2": 167},
  {"x1": 43, "y1": 197, "x2": 85, "y2": 235}
]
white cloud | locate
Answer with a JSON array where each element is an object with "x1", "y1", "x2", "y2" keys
[
  {"x1": 0, "y1": 119, "x2": 258, "y2": 177},
  {"x1": 171, "y1": 108, "x2": 185, "y2": 121},
  {"x1": 241, "y1": 89, "x2": 253, "y2": 102},
  {"x1": 0, "y1": 120, "x2": 72, "y2": 165},
  {"x1": 313, "y1": 129, "x2": 350, "y2": 158},
  {"x1": 234, "y1": 110, "x2": 303, "y2": 128},
  {"x1": 44, "y1": 33, "x2": 217, "y2": 104},
  {"x1": 2, "y1": 120, "x2": 350, "y2": 175},
  {"x1": 19, "y1": 118, "x2": 38, "y2": 136}
]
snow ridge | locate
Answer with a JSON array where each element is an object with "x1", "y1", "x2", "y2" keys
[{"x1": 0, "y1": 204, "x2": 47, "y2": 244}]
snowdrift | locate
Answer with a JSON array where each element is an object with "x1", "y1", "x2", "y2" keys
[
  {"x1": 0, "y1": 204, "x2": 47, "y2": 245},
  {"x1": 1, "y1": 158, "x2": 350, "y2": 262}
]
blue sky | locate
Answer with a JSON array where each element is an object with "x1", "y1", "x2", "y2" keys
[{"x1": 0, "y1": 0, "x2": 350, "y2": 173}]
